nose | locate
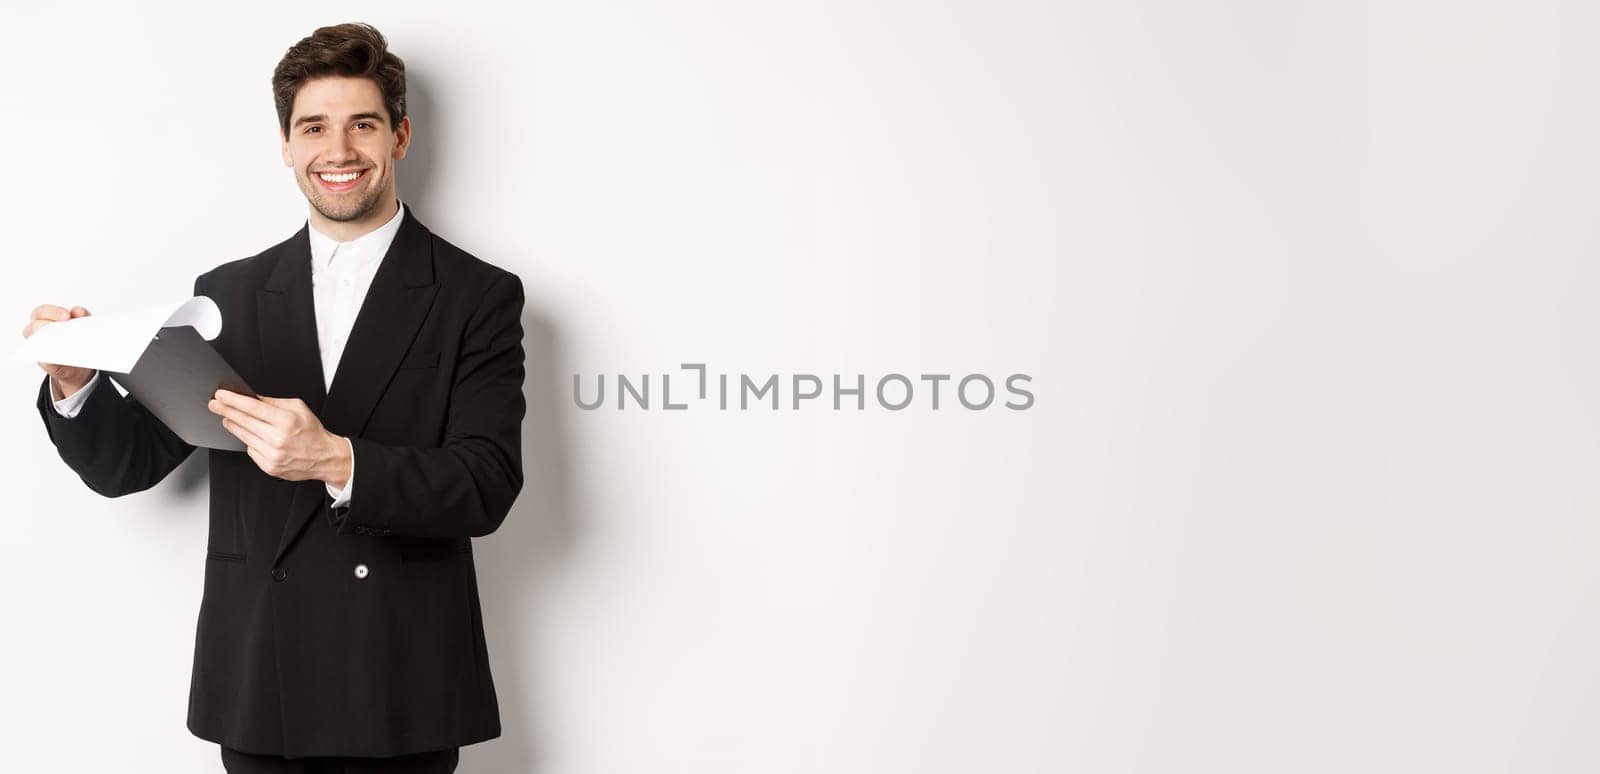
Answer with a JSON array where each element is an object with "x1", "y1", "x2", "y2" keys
[{"x1": 324, "y1": 132, "x2": 359, "y2": 166}]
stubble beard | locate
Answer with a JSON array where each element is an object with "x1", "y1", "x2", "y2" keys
[{"x1": 303, "y1": 167, "x2": 385, "y2": 223}]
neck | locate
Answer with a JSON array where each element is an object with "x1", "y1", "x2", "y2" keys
[{"x1": 309, "y1": 195, "x2": 399, "y2": 242}]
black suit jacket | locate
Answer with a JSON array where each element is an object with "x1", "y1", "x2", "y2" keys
[{"x1": 35, "y1": 206, "x2": 525, "y2": 758}]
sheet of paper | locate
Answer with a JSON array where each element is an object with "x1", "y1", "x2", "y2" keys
[{"x1": 13, "y1": 296, "x2": 223, "y2": 373}]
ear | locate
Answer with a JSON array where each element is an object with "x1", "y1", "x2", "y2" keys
[
  {"x1": 280, "y1": 127, "x2": 293, "y2": 167},
  {"x1": 392, "y1": 115, "x2": 411, "y2": 161}
]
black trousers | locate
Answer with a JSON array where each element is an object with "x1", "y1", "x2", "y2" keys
[{"x1": 220, "y1": 745, "x2": 459, "y2": 773}]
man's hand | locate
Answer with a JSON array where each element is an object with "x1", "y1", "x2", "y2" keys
[
  {"x1": 23, "y1": 304, "x2": 97, "y2": 399},
  {"x1": 208, "y1": 389, "x2": 351, "y2": 488}
]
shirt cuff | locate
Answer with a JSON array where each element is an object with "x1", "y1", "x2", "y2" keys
[
  {"x1": 325, "y1": 436, "x2": 354, "y2": 508},
  {"x1": 51, "y1": 371, "x2": 101, "y2": 418}
]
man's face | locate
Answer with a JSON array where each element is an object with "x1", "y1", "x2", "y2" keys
[{"x1": 279, "y1": 76, "x2": 410, "y2": 223}]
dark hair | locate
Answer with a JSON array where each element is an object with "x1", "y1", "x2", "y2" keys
[{"x1": 272, "y1": 22, "x2": 406, "y2": 138}]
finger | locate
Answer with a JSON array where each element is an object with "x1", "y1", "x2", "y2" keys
[
  {"x1": 220, "y1": 413, "x2": 272, "y2": 451},
  {"x1": 213, "y1": 390, "x2": 283, "y2": 424},
  {"x1": 257, "y1": 396, "x2": 307, "y2": 413},
  {"x1": 212, "y1": 401, "x2": 279, "y2": 444},
  {"x1": 70, "y1": 307, "x2": 90, "y2": 317},
  {"x1": 29, "y1": 305, "x2": 68, "y2": 323},
  {"x1": 209, "y1": 394, "x2": 276, "y2": 432},
  {"x1": 29, "y1": 304, "x2": 66, "y2": 322}
]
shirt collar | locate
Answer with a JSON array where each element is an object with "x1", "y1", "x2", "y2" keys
[{"x1": 307, "y1": 199, "x2": 406, "y2": 272}]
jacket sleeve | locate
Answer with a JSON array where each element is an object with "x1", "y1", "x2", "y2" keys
[
  {"x1": 35, "y1": 275, "x2": 205, "y2": 497},
  {"x1": 334, "y1": 272, "x2": 525, "y2": 539}
]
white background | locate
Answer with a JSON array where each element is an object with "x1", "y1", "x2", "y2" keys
[{"x1": 3, "y1": 1, "x2": 1596, "y2": 772}]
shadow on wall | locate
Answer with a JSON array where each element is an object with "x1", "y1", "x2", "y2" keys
[
  {"x1": 403, "y1": 69, "x2": 585, "y2": 773},
  {"x1": 469, "y1": 305, "x2": 580, "y2": 774},
  {"x1": 398, "y1": 68, "x2": 442, "y2": 218}
]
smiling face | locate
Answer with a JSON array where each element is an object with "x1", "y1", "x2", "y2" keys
[{"x1": 279, "y1": 76, "x2": 411, "y2": 237}]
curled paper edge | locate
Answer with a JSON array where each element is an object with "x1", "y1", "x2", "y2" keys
[
  {"x1": 164, "y1": 295, "x2": 222, "y2": 340},
  {"x1": 13, "y1": 295, "x2": 225, "y2": 374}
]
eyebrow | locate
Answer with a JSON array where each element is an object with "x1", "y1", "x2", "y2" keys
[{"x1": 292, "y1": 112, "x2": 387, "y2": 128}]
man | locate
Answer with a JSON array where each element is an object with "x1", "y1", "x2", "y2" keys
[{"x1": 23, "y1": 22, "x2": 523, "y2": 773}]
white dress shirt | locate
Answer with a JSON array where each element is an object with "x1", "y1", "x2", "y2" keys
[{"x1": 50, "y1": 199, "x2": 407, "y2": 509}]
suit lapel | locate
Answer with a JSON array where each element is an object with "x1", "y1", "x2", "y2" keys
[
  {"x1": 261, "y1": 206, "x2": 441, "y2": 568},
  {"x1": 256, "y1": 226, "x2": 327, "y2": 413}
]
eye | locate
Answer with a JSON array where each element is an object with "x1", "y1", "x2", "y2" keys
[
  {"x1": 355, "y1": 121, "x2": 374, "y2": 130},
  {"x1": 304, "y1": 125, "x2": 321, "y2": 134}
]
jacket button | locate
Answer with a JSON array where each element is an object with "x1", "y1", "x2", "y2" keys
[
  {"x1": 354, "y1": 563, "x2": 369, "y2": 580},
  {"x1": 270, "y1": 567, "x2": 287, "y2": 582}
]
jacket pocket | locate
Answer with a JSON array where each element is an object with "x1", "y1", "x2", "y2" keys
[
  {"x1": 206, "y1": 550, "x2": 247, "y2": 564},
  {"x1": 399, "y1": 350, "x2": 440, "y2": 370},
  {"x1": 399, "y1": 541, "x2": 473, "y2": 562}
]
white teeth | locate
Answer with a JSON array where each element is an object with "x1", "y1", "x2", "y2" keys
[{"x1": 318, "y1": 171, "x2": 362, "y2": 183}]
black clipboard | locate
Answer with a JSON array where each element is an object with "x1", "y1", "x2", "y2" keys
[{"x1": 103, "y1": 325, "x2": 258, "y2": 452}]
